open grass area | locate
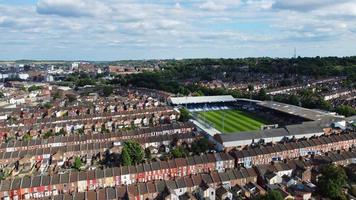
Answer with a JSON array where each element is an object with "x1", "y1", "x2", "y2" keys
[{"x1": 197, "y1": 109, "x2": 268, "y2": 133}]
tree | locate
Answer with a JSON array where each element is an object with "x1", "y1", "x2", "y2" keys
[
  {"x1": 101, "y1": 124, "x2": 109, "y2": 133},
  {"x1": 265, "y1": 190, "x2": 284, "y2": 200},
  {"x1": 0, "y1": 171, "x2": 5, "y2": 180},
  {"x1": 28, "y1": 85, "x2": 43, "y2": 92},
  {"x1": 288, "y1": 94, "x2": 300, "y2": 106},
  {"x1": 43, "y1": 130, "x2": 53, "y2": 139},
  {"x1": 76, "y1": 78, "x2": 96, "y2": 87},
  {"x1": 0, "y1": 170, "x2": 9, "y2": 181},
  {"x1": 22, "y1": 133, "x2": 32, "y2": 142},
  {"x1": 77, "y1": 128, "x2": 85, "y2": 135},
  {"x1": 121, "y1": 148, "x2": 132, "y2": 166},
  {"x1": 72, "y1": 157, "x2": 83, "y2": 171},
  {"x1": 248, "y1": 84, "x2": 254, "y2": 92},
  {"x1": 254, "y1": 190, "x2": 283, "y2": 200},
  {"x1": 122, "y1": 140, "x2": 144, "y2": 165},
  {"x1": 100, "y1": 149, "x2": 120, "y2": 167},
  {"x1": 317, "y1": 164, "x2": 347, "y2": 200},
  {"x1": 102, "y1": 86, "x2": 114, "y2": 97},
  {"x1": 65, "y1": 93, "x2": 76, "y2": 102},
  {"x1": 257, "y1": 88, "x2": 268, "y2": 100},
  {"x1": 144, "y1": 148, "x2": 152, "y2": 160},
  {"x1": 171, "y1": 147, "x2": 187, "y2": 158},
  {"x1": 335, "y1": 105, "x2": 356, "y2": 117},
  {"x1": 56, "y1": 128, "x2": 66, "y2": 136},
  {"x1": 0, "y1": 92, "x2": 4, "y2": 98},
  {"x1": 52, "y1": 90, "x2": 63, "y2": 100},
  {"x1": 43, "y1": 102, "x2": 52, "y2": 109},
  {"x1": 191, "y1": 138, "x2": 213, "y2": 154},
  {"x1": 179, "y1": 108, "x2": 190, "y2": 122}
]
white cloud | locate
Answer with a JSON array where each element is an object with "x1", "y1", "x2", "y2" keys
[
  {"x1": 272, "y1": 0, "x2": 343, "y2": 12},
  {"x1": 0, "y1": 0, "x2": 356, "y2": 59},
  {"x1": 36, "y1": 0, "x2": 109, "y2": 17},
  {"x1": 0, "y1": 16, "x2": 16, "y2": 27},
  {"x1": 199, "y1": 0, "x2": 240, "y2": 11}
]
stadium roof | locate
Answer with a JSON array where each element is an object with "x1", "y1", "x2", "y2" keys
[
  {"x1": 169, "y1": 95, "x2": 236, "y2": 105},
  {"x1": 257, "y1": 101, "x2": 343, "y2": 121},
  {"x1": 217, "y1": 128, "x2": 289, "y2": 142},
  {"x1": 346, "y1": 115, "x2": 356, "y2": 122},
  {"x1": 216, "y1": 121, "x2": 326, "y2": 147}
]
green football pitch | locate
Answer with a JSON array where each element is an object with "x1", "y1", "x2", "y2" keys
[{"x1": 197, "y1": 109, "x2": 268, "y2": 133}]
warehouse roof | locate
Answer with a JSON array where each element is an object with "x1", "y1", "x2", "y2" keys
[{"x1": 169, "y1": 95, "x2": 236, "y2": 105}]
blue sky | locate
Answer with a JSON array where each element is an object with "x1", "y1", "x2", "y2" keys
[{"x1": 0, "y1": 0, "x2": 356, "y2": 60}]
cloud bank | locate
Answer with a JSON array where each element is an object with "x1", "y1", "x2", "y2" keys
[{"x1": 0, "y1": 0, "x2": 355, "y2": 60}]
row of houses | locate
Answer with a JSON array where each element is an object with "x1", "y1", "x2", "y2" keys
[
  {"x1": 0, "y1": 152, "x2": 235, "y2": 199},
  {"x1": 232, "y1": 132, "x2": 356, "y2": 167},
  {"x1": 312, "y1": 149, "x2": 356, "y2": 166},
  {"x1": 45, "y1": 168, "x2": 259, "y2": 200},
  {"x1": 15, "y1": 149, "x2": 356, "y2": 200},
  {"x1": 0, "y1": 86, "x2": 168, "y2": 123},
  {"x1": 0, "y1": 106, "x2": 176, "y2": 128},
  {"x1": 0, "y1": 108, "x2": 179, "y2": 141},
  {"x1": 12, "y1": 97, "x2": 161, "y2": 121},
  {"x1": 0, "y1": 132, "x2": 200, "y2": 167},
  {"x1": 255, "y1": 150, "x2": 356, "y2": 200},
  {"x1": 0, "y1": 135, "x2": 354, "y2": 200},
  {"x1": 0, "y1": 122, "x2": 195, "y2": 153}
]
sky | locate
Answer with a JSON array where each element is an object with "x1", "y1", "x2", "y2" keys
[{"x1": 0, "y1": 0, "x2": 356, "y2": 60}]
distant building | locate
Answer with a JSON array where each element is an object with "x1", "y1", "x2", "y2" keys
[
  {"x1": 18, "y1": 73, "x2": 29, "y2": 80},
  {"x1": 45, "y1": 75, "x2": 54, "y2": 82}
]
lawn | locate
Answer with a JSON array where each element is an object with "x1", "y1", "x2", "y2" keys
[{"x1": 197, "y1": 109, "x2": 268, "y2": 133}]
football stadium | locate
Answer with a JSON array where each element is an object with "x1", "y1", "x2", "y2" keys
[
  {"x1": 169, "y1": 95, "x2": 275, "y2": 134},
  {"x1": 197, "y1": 109, "x2": 268, "y2": 133},
  {"x1": 169, "y1": 95, "x2": 342, "y2": 136}
]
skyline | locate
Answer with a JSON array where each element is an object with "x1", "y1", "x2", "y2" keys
[{"x1": 1, "y1": 0, "x2": 356, "y2": 60}]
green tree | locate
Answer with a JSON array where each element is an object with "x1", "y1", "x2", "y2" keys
[
  {"x1": 0, "y1": 170, "x2": 9, "y2": 181},
  {"x1": 52, "y1": 90, "x2": 63, "y2": 100},
  {"x1": 101, "y1": 124, "x2": 109, "y2": 133},
  {"x1": 0, "y1": 171, "x2": 5, "y2": 180},
  {"x1": 317, "y1": 164, "x2": 347, "y2": 200},
  {"x1": 43, "y1": 130, "x2": 53, "y2": 139},
  {"x1": 65, "y1": 93, "x2": 76, "y2": 102},
  {"x1": 22, "y1": 133, "x2": 32, "y2": 141},
  {"x1": 72, "y1": 157, "x2": 83, "y2": 171},
  {"x1": 77, "y1": 128, "x2": 85, "y2": 135},
  {"x1": 56, "y1": 128, "x2": 66, "y2": 136},
  {"x1": 254, "y1": 190, "x2": 283, "y2": 200},
  {"x1": 28, "y1": 85, "x2": 43, "y2": 92},
  {"x1": 171, "y1": 147, "x2": 187, "y2": 158},
  {"x1": 76, "y1": 78, "x2": 96, "y2": 87},
  {"x1": 144, "y1": 148, "x2": 152, "y2": 160},
  {"x1": 178, "y1": 108, "x2": 190, "y2": 122},
  {"x1": 122, "y1": 140, "x2": 144, "y2": 165},
  {"x1": 248, "y1": 84, "x2": 254, "y2": 92},
  {"x1": 335, "y1": 105, "x2": 356, "y2": 117},
  {"x1": 121, "y1": 148, "x2": 132, "y2": 166},
  {"x1": 265, "y1": 190, "x2": 284, "y2": 200},
  {"x1": 102, "y1": 86, "x2": 114, "y2": 97},
  {"x1": 257, "y1": 88, "x2": 268, "y2": 100},
  {"x1": 191, "y1": 138, "x2": 213, "y2": 154},
  {"x1": 288, "y1": 94, "x2": 300, "y2": 106},
  {"x1": 43, "y1": 102, "x2": 52, "y2": 109}
]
